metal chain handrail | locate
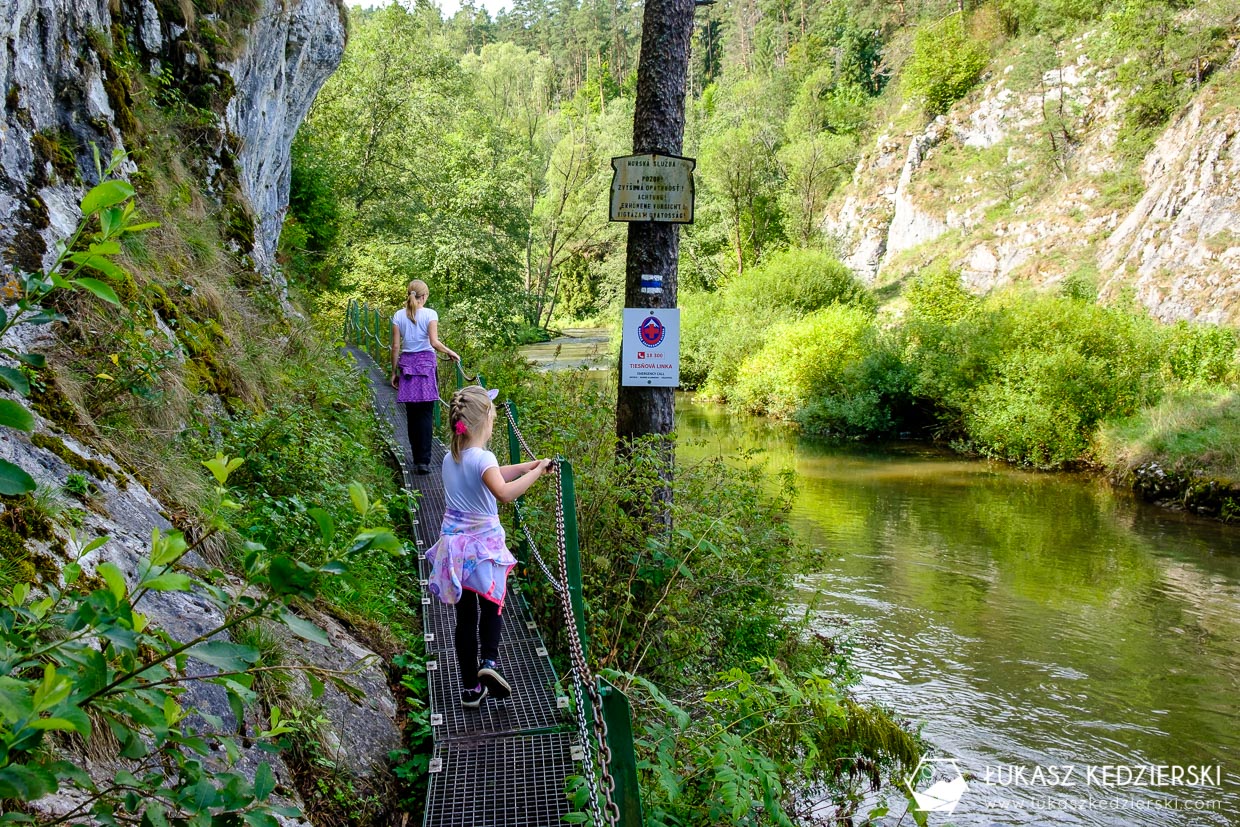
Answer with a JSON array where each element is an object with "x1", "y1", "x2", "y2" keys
[
  {"x1": 512, "y1": 499, "x2": 566, "y2": 593},
  {"x1": 502, "y1": 401, "x2": 620, "y2": 827}
]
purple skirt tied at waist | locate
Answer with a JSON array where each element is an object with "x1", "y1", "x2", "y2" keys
[
  {"x1": 396, "y1": 350, "x2": 438, "y2": 404},
  {"x1": 425, "y1": 509, "x2": 517, "y2": 611}
]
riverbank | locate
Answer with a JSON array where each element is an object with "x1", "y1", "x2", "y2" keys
[
  {"x1": 543, "y1": 303, "x2": 1240, "y2": 520},
  {"x1": 672, "y1": 254, "x2": 1240, "y2": 522}
]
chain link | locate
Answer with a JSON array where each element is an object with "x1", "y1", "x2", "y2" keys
[
  {"x1": 501, "y1": 400, "x2": 620, "y2": 827},
  {"x1": 512, "y1": 499, "x2": 565, "y2": 593},
  {"x1": 554, "y1": 461, "x2": 621, "y2": 827}
]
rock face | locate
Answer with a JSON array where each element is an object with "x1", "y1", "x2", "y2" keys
[
  {"x1": 0, "y1": 0, "x2": 347, "y2": 282},
  {"x1": 226, "y1": 0, "x2": 347, "y2": 280},
  {"x1": 1099, "y1": 59, "x2": 1240, "y2": 324},
  {"x1": 0, "y1": 1, "x2": 122, "y2": 273},
  {"x1": 823, "y1": 40, "x2": 1240, "y2": 325},
  {"x1": 0, "y1": 3, "x2": 394, "y2": 824}
]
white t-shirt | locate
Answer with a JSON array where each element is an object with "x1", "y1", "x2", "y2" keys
[
  {"x1": 392, "y1": 307, "x2": 438, "y2": 353},
  {"x1": 442, "y1": 447, "x2": 499, "y2": 517}
]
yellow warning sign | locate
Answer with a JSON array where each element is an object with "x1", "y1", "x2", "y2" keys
[{"x1": 609, "y1": 153, "x2": 696, "y2": 224}]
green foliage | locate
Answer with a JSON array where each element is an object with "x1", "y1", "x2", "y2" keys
[
  {"x1": 688, "y1": 259, "x2": 1236, "y2": 470},
  {"x1": 685, "y1": 248, "x2": 873, "y2": 399},
  {"x1": 0, "y1": 147, "x2": 156, "y2": 494},
  {"x1": 0, "y1": 454, "x2": 396, "y2": 822},
  {"x1": 902, "y1": 15, "x2": 989, "y2": 116},
  {"x1": 620, "y1": 660, "x2": 919, "y2": 826},
  {"x1": 733, "y1": 303, "x2": 877, "y2": 419}
]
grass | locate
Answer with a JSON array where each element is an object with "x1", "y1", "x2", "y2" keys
[{"x1": 1095, "y1": 388, "x2": 1240, "y2": 481}]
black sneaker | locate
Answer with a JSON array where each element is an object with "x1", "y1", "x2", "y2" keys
[
  {"x1": 460, "y1": 684, "x2": 487, "y2": 708},
  {"x1": 414, "y1": 463, "x2": 431, "y2": 475},
  {"x1": 478, "y1": 660, "x2": 511, "y2": 701}
]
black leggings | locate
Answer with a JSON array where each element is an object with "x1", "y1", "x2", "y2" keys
[
  {"x1": 405, "y1": 400, "x2": 435, "y2": 465},
  {"x1": 454, "y1": 590, "x2": 504, "y2": 686}
]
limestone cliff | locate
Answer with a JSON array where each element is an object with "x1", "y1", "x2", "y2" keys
[
  {"x1": 824, "y1": 39, "x2": 1240, "y2": 325},
  {"x1": 1, "y1": 0, "x2": 346, "y2": 283},
  {"x1": 0, "y1": 3, "x2": 403, "y2": 823}
]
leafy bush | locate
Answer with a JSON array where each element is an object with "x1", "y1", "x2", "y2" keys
[
  {"x1": 685, "y1": 248, "x2": 873, "y2": 398},
  {"x1": 732, "y1": 303, "x2": 877, "y2": 419},
  {"x1": 620, "y1": 661, "x2": 920, "y2": 827},
  {"x1": 904, "y1": 272, "x2": 1170, "y2": 467},
  {"x1": 1165, "y1": 321, "x2": 1238, "y2": 387},
  {"x1": 0, "y1": 459, "x2": 402, "y2": 824},
  {"x1": 902, "y1": 15, "x2": 989, "y2": 116},
  {"x1": 724, "y1": 248, "x2": 874, "y2": 317}
]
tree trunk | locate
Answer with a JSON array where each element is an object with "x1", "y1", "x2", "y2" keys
[{"x1": 616, "y1": 0, "x2": 696, "y2": 515}]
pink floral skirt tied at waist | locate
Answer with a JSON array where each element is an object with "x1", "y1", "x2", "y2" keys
[
  {"x1": 396, "y1": 350, "x2": 438, "y2": 404},
  {"x1": 425, "y1": 509, "x2": 517, "y2": 612}
]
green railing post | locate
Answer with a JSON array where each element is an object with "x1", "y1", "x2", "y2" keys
[
  {"x1": 507, "y1": 403, "x2": 528, "y2": 564},
  {"x1": 456, "y1": 361, "x2": 466, "y2": 389},
  {"x1": 559, "y1": 459, "x2": 588, "y2": 655},
  {"x1": 599, "y1": 678, "x2": 644, "y2": 827}
]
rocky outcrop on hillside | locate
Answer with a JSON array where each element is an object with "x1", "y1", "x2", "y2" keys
[
  {"x1": 225, "y1": 0, "x2": 347, "y2": 279},
  {"x1": 1099, "y1": 52, "x2": 1240, "y2": 324},
  {"x1": 0, "y1": 3, "x2": 397, "y2": 824},
  {"x1": 1, "y1": 0, "x2": 346, "y2": 282},
  {"x1": 824, "y1": 41, "x2": 1240, "y2": 324}
]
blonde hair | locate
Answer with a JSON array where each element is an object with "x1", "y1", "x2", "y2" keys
[
  {"x1": 405, "y1": 280, "x2": 428, "y2": 319},
  {"x1": 448, "y1": 385, "x2": 494, "y2": 462}
]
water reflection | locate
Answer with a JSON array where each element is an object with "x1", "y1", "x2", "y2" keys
[{"x1": 676, "y1": 395, "x2": 1240, "y2": 826}]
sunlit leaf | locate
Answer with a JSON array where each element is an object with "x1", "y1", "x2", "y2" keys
[
  {"x1": 80, "y1": 179, "x2": 134, "y2": 215},
  {"x1": 0, "y1": 399, "x2": 35, "y2": 431},
  {"x1": 72, "y1": 277, "x2": 121, "y2": 306},
  {"x1": 0, "y1": 459, "x2": 36, "y2": 496},
  {"x1": 0, "y1": 367, "x2": 30, "y2": 396}
]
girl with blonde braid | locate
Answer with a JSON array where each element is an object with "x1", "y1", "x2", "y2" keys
[{"x1": 425, "y1": 385, "x2": 553, "y2": 707}]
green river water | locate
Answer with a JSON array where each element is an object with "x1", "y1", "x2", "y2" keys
[
  {"x1": 523, "y1": 333, "x2": 1240, "y2": 825},
  {"x1": 676, "y1": 398, "x2": 1240, "y2": 826}
]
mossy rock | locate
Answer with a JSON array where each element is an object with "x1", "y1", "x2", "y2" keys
[
  {"x1": 30, "y1": 432, "x2": 115, "y2": 482},
  {"x1": 28, "y1": 369, "x2": 86, "y2": 435},
  {"x1": 0, "y1": 523, "x2": 37, "y2": 586},
  {"x1": 31, "y1": 129, "x2": 80, "y2": 184},
  {"x1": 0, "y1": 497, "x2": 56, "y2": 543}
]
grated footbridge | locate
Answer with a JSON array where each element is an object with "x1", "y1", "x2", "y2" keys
[{"x1": 345, "y1": 300, "x2": 642, "y2": 827}]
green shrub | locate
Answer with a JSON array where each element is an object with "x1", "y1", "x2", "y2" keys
[
  {"x1": 679, "y1": 290, "x2": 727, "y2": 388},
  {"x1": 732, "y1": 303, "x2": 877, "y2": 419},
  {"x1": 798, "y1": 331, "x2": 913, "y2": 437},
  {"x1": 688, "y1": 248, "x2": 873, "y2": 397},
  {"x1": 1165, "y1": 321, "x2": 1238, "y2": 387},
  {"x1": 902, "y1": 15, "x2": 989, "y2": 116},
  {"x1": 724, "y1": 248, "x2": 874, "y2": 316}
]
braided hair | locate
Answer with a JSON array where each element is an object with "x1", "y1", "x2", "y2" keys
[{"x1": 448, "y1": 385, "x2": 494, "y2": 461}]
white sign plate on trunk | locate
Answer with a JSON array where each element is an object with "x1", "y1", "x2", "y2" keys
[
  {"x1": 609, "y1": 153, "x2": 696, "y2": 223},
  {"x1": 621, "y1": 308, "x2": 681, "y2": 387}
]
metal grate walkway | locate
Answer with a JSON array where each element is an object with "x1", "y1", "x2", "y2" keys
[{"x1": 347, "y1": 347, "x2": 578, "y2": 827}]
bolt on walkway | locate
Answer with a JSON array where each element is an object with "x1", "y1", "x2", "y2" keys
[{"x1": 347, "y1": 347, "x2": 580, "y2": 827}]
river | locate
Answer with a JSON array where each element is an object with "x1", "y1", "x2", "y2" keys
[
  {"x1": 525, "y1": 333, "x2": 1240, "y2": 826},
  {"x1": 677, "y1": 399, "x2": 1240, "y2": 826}
]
